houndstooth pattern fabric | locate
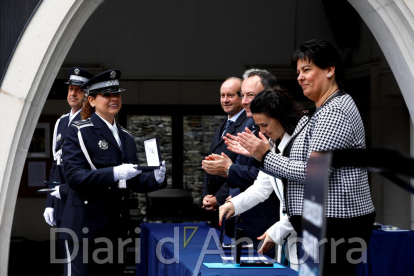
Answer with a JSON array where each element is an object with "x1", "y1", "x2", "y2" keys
[{"x1": 261, "y1": 93, "x2": 375, "y2": 218}]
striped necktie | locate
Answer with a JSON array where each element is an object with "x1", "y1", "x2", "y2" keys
[{"x1": 222, "y1": 120, "x2": 234, "y2": 137}]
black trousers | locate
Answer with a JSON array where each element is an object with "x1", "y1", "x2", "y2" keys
[
  {"x1": 290, "y1": 212, "x2": 376, "y2": 276},
  {"x1": 54, "y1": 221, "x2": 66, "y2": 272},
  {"x1": 63, "y1": 239, "x2": 124, "y2": 276},
  {"x1": 322, "y1": 212, "x2": 376, "y2": 276}
]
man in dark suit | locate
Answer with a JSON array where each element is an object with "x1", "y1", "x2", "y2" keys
[
  {"x1": 203, "y1": 69, "x2": 281, "y2": 257},
  {"x1": 201, "y1": 77, "x2": 247, "y2": 229},
  {"x1": 43, "y1": 67, "x2": 94, "y2": 262}
]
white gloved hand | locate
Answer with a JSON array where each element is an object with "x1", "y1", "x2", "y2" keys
[
  {"x1": 154, "y1": 161, "x2": 166, "y2": 183},
  {"x1": 43, "y1": 207, "x2": 56, "y2": 226},
  {"x1": 50, "y1": 185, "x2": 61, "y2": 199},
  {"x1": 114, "y1": 164, "x2": 142, "y2": 188},
  {"x1": 114, "y1": 164, "x2": 142, "y2": 181}
]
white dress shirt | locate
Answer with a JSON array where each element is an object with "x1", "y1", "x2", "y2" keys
[{"x1": 95, "y1": 113, "x2": 121, "y2": 147}]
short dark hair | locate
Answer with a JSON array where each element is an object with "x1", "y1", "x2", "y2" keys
[
  {"x1": 246, "y1": 69, "x2": 281, "y2": 90},
  {"x1": 291, "y1": 39, "x2": 345, "y2": 88},
  {"x1": 250, "y1": 89, "x2": 302, "y2": 135}
]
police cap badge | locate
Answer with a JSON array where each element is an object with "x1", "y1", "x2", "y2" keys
[
  {"x1": 66, "y1": 67, "x2": 94, "y2": 86},
  {"x1": 81, "y1": 69, "x2": 126, "y2": 95}
]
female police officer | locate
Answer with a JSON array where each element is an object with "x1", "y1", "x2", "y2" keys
[{"x1": 59, "y1": 69, "x2": 166, "y2": 276}]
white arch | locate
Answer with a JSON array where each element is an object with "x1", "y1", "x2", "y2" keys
[
  {"x1": 2, "y1": 0, "x2": 414, "y2": 273},
  {"x1": 349, "y1": 0, "x2": 414, "y2": 231},
  {"x1": 0, "y1": 0, "x2": 104, "y2": 274},
  {"x1": 348, "y1": 0, "x2": 414, "y2": 122}
]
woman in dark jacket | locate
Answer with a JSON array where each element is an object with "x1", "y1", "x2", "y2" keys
[{"x1": 60, "y1": 69, "x2": 166, "y2": 276}]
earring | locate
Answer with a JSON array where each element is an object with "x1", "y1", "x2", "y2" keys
[
  {"x1": 327, "y1": 74, "x2": 331, "y2": 77},
  {"x1": 91, "y1": 105, "x2": 95, "y2": 107}
]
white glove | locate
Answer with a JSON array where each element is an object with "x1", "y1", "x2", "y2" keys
[
  {"x1": 114, "y1": 164, "x2": 142, "y2": 181},
  {"x1": 154, "y1": 161, "x2": 166, "y2": 183},
  {"x1": 50, "y1": 185, "x2": 61, "y2": 199},
  {"x1": 114, "y1": 164, "x2": 142, "y2": 188},
  {"x1": 43, "y1": 207, "x2": 56, "y2": 226}
]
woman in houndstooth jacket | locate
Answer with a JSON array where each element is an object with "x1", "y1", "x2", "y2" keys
[{"x1": 220, "y1": 39, "x2": 375, "y2": 275}]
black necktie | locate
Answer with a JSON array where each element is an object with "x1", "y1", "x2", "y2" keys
[{"x1": 222, "y1": 120, "x2": 234, "y2": 137}]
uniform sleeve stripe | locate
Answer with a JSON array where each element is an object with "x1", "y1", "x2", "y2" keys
[{"x1": 72, "y1": 118, "x2": 94, "y2": 129}]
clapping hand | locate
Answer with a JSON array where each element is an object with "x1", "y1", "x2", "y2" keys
[
  {"x1": 201, "y1": 153, "x2": 232, "y2": 177},
  {"x1": 237, "y1": 128, "x2": 270, "y2": 161},
  {"x1": 224, "y1": 133, "x2": 252, "y2": 157}
]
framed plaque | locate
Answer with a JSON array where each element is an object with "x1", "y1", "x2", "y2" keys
[{"x1": 135, "y1": 138, "x2": 162, "y2": 170}]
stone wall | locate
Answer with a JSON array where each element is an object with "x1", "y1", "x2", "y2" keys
[
  {"x1": 126, "y1": 114, "x2": 225, "y2": 215},
  {"x1": 183, "y1": 115, "x2": 226, "y2": 204}
]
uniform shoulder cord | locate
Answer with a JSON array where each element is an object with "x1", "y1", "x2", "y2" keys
[{"x1": 77, "y1": 126, "x2": 97, "y2": 170}]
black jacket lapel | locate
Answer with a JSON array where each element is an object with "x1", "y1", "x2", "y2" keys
[
  {"x1": 60, "y1": 115, "x2": 70, "y2": 130},
  {"x1": 226, "y1": 110, "x2": 246, "y2": 135},
  {"x1": 211, "y1": 110, "x2": 246, "y2": 153},
  {"x1": 210, "y1": 119, "x2": 227, "y2": 152}
]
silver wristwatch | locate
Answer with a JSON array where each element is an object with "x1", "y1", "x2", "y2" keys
[{"x1": 225, "y1": 164, "x2": 232, "y2": 176}]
